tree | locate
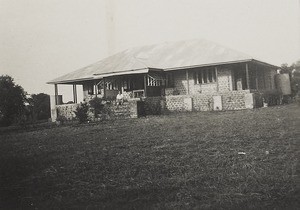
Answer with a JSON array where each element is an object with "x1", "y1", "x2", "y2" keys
[
  {"x1": 0, "y1": 75, "x2": 27, "y2": 126},
  {"x1": 30, "y1": 93, "x2": 51, "y2": 121}
]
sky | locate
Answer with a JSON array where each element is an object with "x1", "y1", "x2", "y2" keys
[{"x1": 0, "y1": 0, "x2": 299, "y2": 102}]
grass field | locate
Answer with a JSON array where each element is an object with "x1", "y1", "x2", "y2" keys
[{"x1": 0, "y1": 104, "x2": 299, "y2": 209}]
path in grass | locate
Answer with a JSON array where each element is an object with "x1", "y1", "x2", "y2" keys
[{"x1": 0, "y1": 104, "x2": 299, "y2": 209}]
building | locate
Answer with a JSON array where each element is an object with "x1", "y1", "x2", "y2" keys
[{"x1": 48, "y1": 39, "x2": 279, "y2": 121}]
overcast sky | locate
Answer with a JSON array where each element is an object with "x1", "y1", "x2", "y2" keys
[{"x1": 0, "y1": 0, "x2": 299, "y2": 101}]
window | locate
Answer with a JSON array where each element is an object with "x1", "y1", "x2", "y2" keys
[
  {"x1": 165, "y1": 72, "x2": 174, "y2": 88},
  {"x1": 97, "y1": 84, "x2": 102, "y2": 94},
  {"x1": 123, "y1": 78, "x2": 132, "y2": 90},
  {"x1": 106, "y1": 79, "x2": 119, "y2": 90},
  {"x1": 194, "y1": 68, "x2": 216, "y2": 84},
  {"x1": 96, "y1": 80, "x2": 103, "y2": 94},
  {"x1": 87, "y1": 83, "x2": 94, "y2": 95}
]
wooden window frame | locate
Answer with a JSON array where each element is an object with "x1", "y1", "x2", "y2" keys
[
  {"x1": 87, "y1": 83, "x2": 94, "y2": 95},
  {"x1": 194, "y1": 68, "x2": 216, "y2": 85}
]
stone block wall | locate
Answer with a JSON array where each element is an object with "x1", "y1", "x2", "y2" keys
[
  {"x1": 163, "y1": 90, "x2": 251, "y2": 112},
  {"x1": 221, "y1": 91, "x2": 248, "y2": 110},
  {"x1": 55, "y1": 100, "x2": 140, "y2": 122},
  {"x1": 168, "y1": 68, "x2": 232, "y2": 97},
  {"x1": 165, "y1": 95, "x2": 186, "y2": 111},
  {"x1": 193, "y1": 94, "x2": 214, "y2": 111},
  {"x1": 55, "y1": 91, "x2": 255, "y2": 121},
  {"x1": 173, "y1": 71, "x2": 188, "y2": 95},
  {"x1": 165, "y1": 88, "x2": 176, "y2": 96},
  {"x1": 217, "y1": 68, "x2": 233, "y2": 92},
  {"x1": 57, "y1": 104, "x2": 79, "y2": 120}
]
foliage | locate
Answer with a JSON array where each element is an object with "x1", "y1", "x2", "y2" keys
[
  {"x1": 56, "y1": 115, "x2": 67, "y2": 125},
  {"x1": 89, "y1": 97, "x2": 104, "y2": 117},
  {"x1": 173, "y1": 88, "x2": 180, "y2": 95},
  {"x1": 28, "y1": 93, "x2": 51, "y2": 121},
  {"x1": 0, "y1": 75, "x2": 27, "y2": 126},
  {"x1": 261, "y1": 89, "x2": 281, "y2": 106},
  {"x1": 74, "y1": 102, "x2": 89, "y2": 123},
  {"x1": 143, "y1": 97, "x2": 162, "y2": 115}
]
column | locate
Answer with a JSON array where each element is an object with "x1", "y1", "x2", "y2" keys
[
  {"x1": 72, "y1": 84, "x2": 77, "y2": 103},
  {"x1": 245, "y1": 63, "x2": 250, "y2": 90},
  {"x1": 103, "y1": 78, "x2": 106, "y2": 99},
  {"x1": 94, "y1": 81, "x2": 97, "y2": 98},
  {"x1": 255, "y1": 66, "x2": 259, "y2": 90},
  {"x1": 54, "y1": 84, "x2": 58, "y2": 105},
  {"x1": 215, "y1": 67, "x2": 219, "y2": 92},
  {"x1": 186, "y1": 70, "x2": 190, "y2": 95},
  {"x1": 144, "y1": 74, "x2": 147, "y2": 97}
]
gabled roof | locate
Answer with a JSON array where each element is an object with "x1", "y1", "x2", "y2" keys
[{"x1": 48, "y1": 39, "x2": 275, "y2": 84}]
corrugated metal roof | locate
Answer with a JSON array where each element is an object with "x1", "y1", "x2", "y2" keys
[{"x1": 48, "y1": 39, "x2": 267, "y2": 84}]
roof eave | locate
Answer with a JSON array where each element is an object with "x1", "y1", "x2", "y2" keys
[
  {"x1": 251, "y1": 59, "x2": 280, "y2": 69},
  {"x1": 47, "y1": 77, "x2": 95, "y2": 85},
  {"x1": 163, "y1": 59, "x2": 254, "y2": 71},
  {"x1": 93, "y1": 68, "x2": 150, "y2": 79},
  {"x1": 163, "y1": 59, "x2": 279, "y2": 71}
]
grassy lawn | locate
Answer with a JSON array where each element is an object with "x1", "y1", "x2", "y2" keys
[{"x1": 0, "y1": 104, "x2": 299, "y2": 209}]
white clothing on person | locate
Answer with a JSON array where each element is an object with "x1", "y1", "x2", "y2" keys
[{"x1": 116, "y1": 93, "x2": 124, "y2": 105}]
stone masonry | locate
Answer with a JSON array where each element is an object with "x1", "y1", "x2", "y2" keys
[
  {"x1": 57, "y1": 104, "x2": 79, "y2": 120},
  {"x1": 51, "y1": 65, "x2": 276, "y2": 122}
]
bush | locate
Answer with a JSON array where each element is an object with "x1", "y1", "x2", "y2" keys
[
  {"x1": 143, "y1": 98, "x2": 162, "y2": 115},
  {"x1": 253, "y1": 93, "x2": 264, "y2": 108},
  {"x1": 261, "y1": 90, "x2": 281, "y2": 106},
  {"x1": 89, "y1": 97, "x2": 104, "y2": 117},
  {"x1": 74, "y1": 102, "x2": 89, "y2": 123},
  {"x1": 56, "y1": 115, "x2": 67, "y2": 125}
]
